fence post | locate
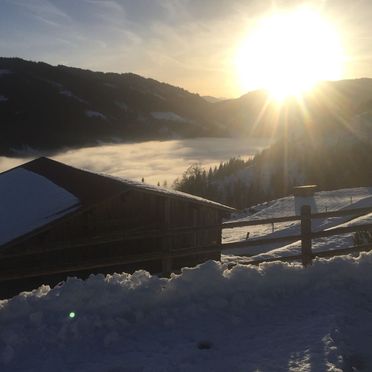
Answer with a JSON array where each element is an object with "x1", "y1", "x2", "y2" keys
[
  {"x1": 300, "y1": 205, "x2": 313, "y2": 267},
  {"x1": 161, "y1": 198, "x2": 172, "y2": 276}
]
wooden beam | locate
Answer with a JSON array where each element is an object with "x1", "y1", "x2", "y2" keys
[
  {"x1": 313, "y1": 244, "x2": 372, "y2": 258},
  {"x1": 311, "y1": 223, "x2": 372, "y2": 239},
  {"x1": 223, "y1": 215, "x2": 301, "y2": 228},
  {"x1": 223, "y1": 205, "x2": 372, "y2": 230},
  {"x1": 310, "y1": 206, "x2": 372, "y2": 219},
  {"x1": 161, "y1": 198, "x2": 172, "y2": 276},
  {"x1": 222, "y1": 234, "x2": 302, "y2": 250},
  {"x1": 227, "y1": 254, "x2": 304, "y2": 268},
  {"x1": 0, "y1": 244, "x2": 222, "y2": 282},
  {"x1": 301, "y1": 205, "x2": 313, "y2": 266}
]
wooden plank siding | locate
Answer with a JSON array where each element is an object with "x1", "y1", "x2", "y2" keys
[{"x1": 0, "y1": 189, "x2": 225, "y2": 298}]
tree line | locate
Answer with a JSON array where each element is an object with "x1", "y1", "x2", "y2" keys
[
  {"x1": 173, "y1": 135, "x2": 372, "y2": 209},
  {"x1": 173, "y1": 157, "x2": 256, "y2": 208}
]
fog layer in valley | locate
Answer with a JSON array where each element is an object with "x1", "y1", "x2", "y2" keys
[{"x1": 0, "y1": 138, "x2": 270, "y2": 185}]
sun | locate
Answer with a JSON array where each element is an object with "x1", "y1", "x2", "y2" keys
[{"x1": 235, "y1": 8, "x2": 344, "y2": 100}]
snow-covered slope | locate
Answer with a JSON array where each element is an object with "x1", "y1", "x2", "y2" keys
[{"x1": 2, "y1": 255, "x2": 372, "y2": 371}]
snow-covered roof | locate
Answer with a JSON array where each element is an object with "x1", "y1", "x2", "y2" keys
[
  {"x1": 0, "y1": 157, "x2": 233, "y2": 246},
  {"x1": 0, "y1": 167, "x2": 79, "y2": 246},
  {"x1": 101, "y1": 172, "x2": 235, "y2": 212},
  {"x1": 21, "y1": 157, "x2": 234, "y2": 211}
]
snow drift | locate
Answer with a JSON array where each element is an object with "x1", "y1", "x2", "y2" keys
[{"x1": 1, "y1": 253, "x2": 372, "y2": 371}]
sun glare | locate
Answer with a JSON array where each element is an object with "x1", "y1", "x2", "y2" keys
[{"x1": 235, "y1": 8, "x2": 344, "y2": 100}]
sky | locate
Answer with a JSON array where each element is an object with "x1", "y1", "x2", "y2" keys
[{"x1": 1, "y1": 0, "x2": 372, "y2": 97}]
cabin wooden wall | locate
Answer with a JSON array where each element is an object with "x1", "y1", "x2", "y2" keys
[
  {"x1": 168, "y1": 199, "x2": 221, "y2": 250},
  {"x1": 4, "y1": 190, "x2": 164, "y2": 255},
  {"x1": 0, "y1": 191, "x2": 225, "y2": 291},
  {"x1": 5, "y1": 191, "x2": 223, "y2": 256}
]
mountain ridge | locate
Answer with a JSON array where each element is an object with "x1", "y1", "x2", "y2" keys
[
  {"x1": 2, "y1": 57, "x2": 372, "y2": 156},
  {"x1": 0, "y1": 57, "x2": 221, "y2": 156}
]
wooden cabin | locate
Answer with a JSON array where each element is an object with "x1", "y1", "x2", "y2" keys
[{"x1": 0, "y1": 157, "x2": 234, "y2": 298}]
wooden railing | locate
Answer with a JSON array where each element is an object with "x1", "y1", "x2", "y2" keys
[{"x1": 221, "y1": 204, "x2": 372, "y2": 267}]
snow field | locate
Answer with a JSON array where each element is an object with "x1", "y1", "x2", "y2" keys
[{"x1": 2, "y1": 254, "x2": 372, "y2": 371}]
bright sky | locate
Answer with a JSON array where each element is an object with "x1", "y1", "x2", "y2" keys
[{"x1": 1, "y1": 0, "x2": 371, "y2": 97}]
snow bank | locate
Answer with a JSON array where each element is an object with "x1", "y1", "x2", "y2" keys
[
  {"x1": 0, "y1": 168, "x2": 79, "y2": 245},
  {"x1": 2, "y1": 254, "x2": 372, "y2": 371}
]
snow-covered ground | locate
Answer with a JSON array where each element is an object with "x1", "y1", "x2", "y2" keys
[
  {"x1": 2, "y1": 255, "x2": 372, "y2": 371},
  {"x1": 2, "y1": 186, "x2": 372, "y2": 371}
]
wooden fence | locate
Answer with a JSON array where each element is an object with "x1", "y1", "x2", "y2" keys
[
  {"x1": 159, "y1": 204, "x2": 372, "y2": 271},
  {"x1": 221, "y1": 204, "x2": 372, "y2": 267}
]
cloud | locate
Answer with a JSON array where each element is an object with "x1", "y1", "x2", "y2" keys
[
  {"x1": 0, "y1": 0, "x2": 261, "y2": 95},
  {"x1": 0, "y1": 138, "x2": 269, "y2": 185}
]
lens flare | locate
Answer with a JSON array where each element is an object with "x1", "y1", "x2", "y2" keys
[{"x1": 69, "y1": 311, "x2": 76, "y2": 319}]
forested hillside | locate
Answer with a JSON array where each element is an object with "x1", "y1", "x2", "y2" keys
[{"x1": 174, "y1": 126, "x2": 372, "y2": 208}]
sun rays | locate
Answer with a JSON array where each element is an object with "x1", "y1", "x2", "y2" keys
[{"x1": 235, "y1": 7, "x2": 345, "y2": 101}]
